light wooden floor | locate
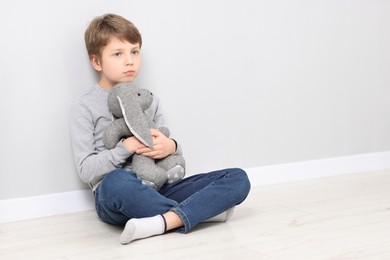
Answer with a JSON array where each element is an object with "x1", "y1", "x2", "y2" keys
[{"x1": 1, "y1": 169, "x2": 390, "y2": 260}]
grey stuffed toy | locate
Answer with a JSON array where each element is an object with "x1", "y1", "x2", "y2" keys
[{"x1": 103, "y1": 82, "x2": 185, "y2": 190}]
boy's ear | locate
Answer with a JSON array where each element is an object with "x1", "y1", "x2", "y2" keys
[{"x1": 91, "y1": 55, "x2": 102, "y2": 72}]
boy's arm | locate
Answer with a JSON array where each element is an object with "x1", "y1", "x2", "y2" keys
[{"x1": 70, "y1": 102, "x2": 132, "y2": 187}]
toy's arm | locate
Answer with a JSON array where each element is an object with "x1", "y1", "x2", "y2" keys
[{"x1": 103, "y1": 118, "x2": 132, "y2": 149}]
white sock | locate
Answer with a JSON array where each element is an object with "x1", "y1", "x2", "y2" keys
[
  {"x1": 120, "y1": 215, "x2": 166, "y2": 245},
  {"x1": 203, "y1": 207, "x2": 235, "y2": 222}
]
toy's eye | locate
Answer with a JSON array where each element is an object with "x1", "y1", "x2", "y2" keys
[
  {"x1": 150, "y1": 92, "x2": 153, "y2": 96},
  {"x1": 137, "y1": 93, "x2": 141, "y2": 96}
]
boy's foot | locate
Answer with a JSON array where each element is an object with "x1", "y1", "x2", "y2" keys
[{"x1": 120, "y1": 215, "x2": 166, "y2": 245}]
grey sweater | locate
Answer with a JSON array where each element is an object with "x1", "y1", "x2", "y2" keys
[{"x1": 70, "y1": 84, "x2": 182, "y2": 191}]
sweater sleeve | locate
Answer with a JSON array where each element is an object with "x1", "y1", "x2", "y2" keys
[{"x1": 70, "y1": 101, "x2": 132, "y2": 188}]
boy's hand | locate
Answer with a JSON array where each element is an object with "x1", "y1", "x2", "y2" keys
[
  {"x1": 122, "y1": 136, "x2": 142, "y2": 153},
  {"x1": 136, "y1": 129, "x2": 176, "y2": 159}
]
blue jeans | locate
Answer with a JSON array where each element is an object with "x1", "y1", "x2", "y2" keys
[{"x1": 94, "y1": 168, "x2": 251, "y2": 233}]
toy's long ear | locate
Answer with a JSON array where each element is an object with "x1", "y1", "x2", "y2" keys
[{"x1": 117, "y1": 95, "x2": 153, "y2": 148}]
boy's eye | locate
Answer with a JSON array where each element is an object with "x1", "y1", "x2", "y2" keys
[
  {"x1": 132, "y1": 50, "x2": 140, "y2": 55},
  {"x1": 113, "y1": 52, "x2": 122, "y2": 56}
]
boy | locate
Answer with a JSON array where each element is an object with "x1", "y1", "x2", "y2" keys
[{"x1": 70, "y1": 13, "x2": 250, "y2": 245}]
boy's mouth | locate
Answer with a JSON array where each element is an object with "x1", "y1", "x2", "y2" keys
[{"x1": 124, "y1": 70, "x2": 135, "y2": 75}]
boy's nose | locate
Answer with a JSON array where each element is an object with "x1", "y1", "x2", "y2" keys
[{"x1": 125, "y1": 54, "x2": 134, "y2": 65}]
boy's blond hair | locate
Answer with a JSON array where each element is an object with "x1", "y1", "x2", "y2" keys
[{"x1": 84, "y1": 13, "x2": 142, "y2": 59}]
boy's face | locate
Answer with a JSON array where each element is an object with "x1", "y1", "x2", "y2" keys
[{"x1": 91, "y1": 37, "x2": 141, "y2": 90}]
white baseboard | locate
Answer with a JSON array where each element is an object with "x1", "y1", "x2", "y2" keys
[
  {"x1": 246, "y1": 151, "x2": 390, "y2": 186},
  {"x1": 1, "y1": 151, "x2": 390, "y2": 224},
  {"x1": 0, "y1": 190, "x2": 95, "y2": 224}
]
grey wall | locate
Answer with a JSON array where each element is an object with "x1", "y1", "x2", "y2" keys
[{"x1": 1, "y1": 0, "x2": 389, "y2": 200}]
